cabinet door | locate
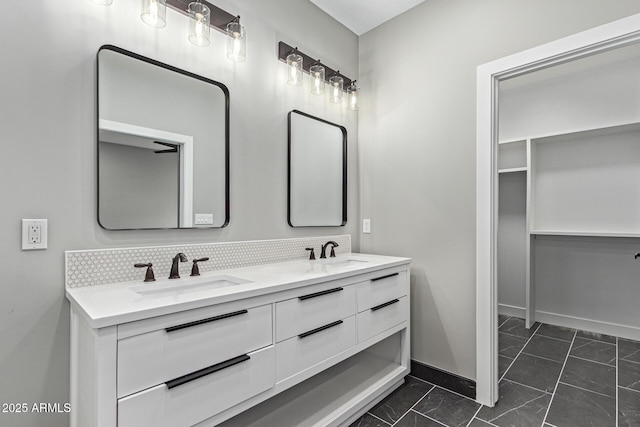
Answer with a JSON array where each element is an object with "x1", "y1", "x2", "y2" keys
[
  {"x1": 356, "y1": 270, "x2": 407, "y2": 312},
  {"x1": 117, "y1": 304, "x2": 272, "y2": 398},
  {"x1": 357, "y1": 296, "x2": 408, "y2": 343},
  {"x1": 276, "y1": 316, "x2": 356, "y2": 382},
  {"x1": 118, "y1": 346, "x2": 275, "y2": 427},
  {"x1": 275, "y1": 284, "x2": 356, "y2": 342}
]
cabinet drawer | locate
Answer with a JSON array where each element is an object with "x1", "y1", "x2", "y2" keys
[
  {"x1": 356, "y1": 270, "x2": 407, "y2": 312},
  {"x1": 275, "y1": 284, "x2": 355, "y2": 342},
  {"x1": 117, "y1": 304, "x2": 272, "y2": 398},
  {"x1": 276, "y1": 315, "x2": 356, "y2": 382},
  {"x1": 357, "y1": 296, "x2": 408, "y2": 342},
  {"x1": 118, "y1": 346, "x2": 275, "y2": 427}
]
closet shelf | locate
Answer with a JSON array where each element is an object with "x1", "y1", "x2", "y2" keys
[
  {"x1": 499, "y1": 167, "x2": 527, "y2": 174},
  {"x1": 501, "y1": 120, "x2": 640, "y2": 145},
  {"x1": 530, "y1": 230, "x2": 640, "y2": 238}
]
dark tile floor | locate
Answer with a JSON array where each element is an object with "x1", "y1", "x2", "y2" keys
[{"x1": 350, "y1": 316, "x2": 640, "y2": 427}]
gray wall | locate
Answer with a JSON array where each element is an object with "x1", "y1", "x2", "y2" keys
[
  {"x1": 498, "y1": 172, "x2": 527, "y2": 311},
  {"x1": 0, "y1": 0, "x2": 357, "y2": 425},
  {"x1": 358, "y1": 0, "x2": 640, "y2": 380},
  {"x1": 99, "y1": 142, "x2": 179, "y2": 229}
]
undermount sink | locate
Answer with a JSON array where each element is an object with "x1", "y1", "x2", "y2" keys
[
  {"x1": 320, "y1": 257, "x2": 369, "y2": 268},
  {"x1": 131, "y1": 275, "x2": 251, "y2": 297}
]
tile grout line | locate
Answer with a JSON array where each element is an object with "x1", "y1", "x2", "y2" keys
[
  {"x1": 569, "y1": 354, "x2": 616, "y2": 367},
  {"x1": 500, "y1": 378, "x2": 552, "y2": 395},
  {"x1": 534, "y1": 333, "x2": 575, "y2": 343},
  {"x1": 499, "y1": 322, "x2": 543, "y2": 382},
  {"x1": 498, "y1": 315, "x2": 511, "y2": 329},
  {"x1": 389, "y1": 384, "x2": 435, "y2": 427},
  {"x1": 619, "y1": 357, "x2": 640, "y2": 366},
  {"x1": 619, "y1": 385, "x2": 640, "y2": 393},
  {"x1": 409, "y1": 410, "x2": 449, "y2": 427},
  {"x1": 465, "y1": 404, "x2": 484, "y2": 427},
  {"x1": 556, "y1": 381, "x2": 615, "y2": 399},
  {"x1": 616, "y1": 336, "x2": 619, "y2": 427},
  {"x1": 487, "y1": 393, "x2": 551, "y2": 425},
  {"x1": 520, "y1": 351, "x2": 567, "y2": 364},
  {"x1": 541, "y1": 328, "x2": 577, "y2": 425},
  {"x1": 431, "y1": 384, "x2": 478, "y2": 401},
  {"x1": 364, "y1": 411, "x2": 392, "y2": 426}
]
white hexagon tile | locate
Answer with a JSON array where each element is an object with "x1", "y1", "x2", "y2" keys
[{"x1": 65, "y1": 235, "x2": 351, "y2": 288}]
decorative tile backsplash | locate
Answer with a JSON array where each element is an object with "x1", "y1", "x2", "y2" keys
[{"x1": 65, "y1": 235, "x2": 351, "y2": 288}]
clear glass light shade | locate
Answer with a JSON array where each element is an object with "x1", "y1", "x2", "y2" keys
[
  {"x1": 287, "y1": 53, "x2": 303, "y2": 86},
  {"x1": 90, "y1": 0, "x2": 113, "y2": 6},
  {"x1": 226, "y1": 21, "x2": 246, "y2": 62},
  {"x1": 310, "y1": 64, "x2": 325, "y2": 95},
  {"x1": 329, "y1": 75, "x2": 343, "y2": 103},
  {"x1": 187, "y1": 2, "x2": 210, "y2": 47},
  {"x1": 347, "y1": 82, "x2": 359, "y2": 111},
  {"x1": 141, "y1": 0, "x2": 166, "y2": 28}
]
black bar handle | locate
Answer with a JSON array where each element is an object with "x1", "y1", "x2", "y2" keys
[
  {"x1": 298, "y1": 287, "x2": 343, "y2": 301},
  {"x1": 165, "y1": 309, "x2": 248, "y2": 333},
  {"x1": 165, "y1": 354, "x2": 250, "y2": 390},
  {"x1": 371, "y1": 273, "x2": 399, "y2": 282},
  {"x1": 371, "y1": 299, "x2": 400, "y2": 312},
  {"x1": 298, "y1": 320, "x2": 343, "y2": 339}
]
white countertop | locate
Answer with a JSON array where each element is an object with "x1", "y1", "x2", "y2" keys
[{"x1": 66, "y1": 253, "x2": 411, "y2": 329}]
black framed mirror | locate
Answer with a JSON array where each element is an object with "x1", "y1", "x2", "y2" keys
[
  {"x1": 288, "y1": 110, "x2": 347, "y2": 227},
  {"x1": 97, "y1": 45, "x2": 229, "y2": 230}
]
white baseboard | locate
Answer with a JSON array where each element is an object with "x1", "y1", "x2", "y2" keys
[
  {"x1": 534, "y1": 310, "x2": 640, "y2": 342},
  {"x1": 498, "y1": 304, "x2": 526, "y2": 318}
]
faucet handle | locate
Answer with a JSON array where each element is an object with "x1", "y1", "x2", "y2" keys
[
  {"x1": 190, "y1": 257, "x2": 210, "y2": 276},
  {"x1": 330, "y1": 246, "x2": 337, "y2": 258},
  {"x1": 134, "y1": 263, "x2": 156, "y2": 282},
  {"x1": 305, "y1": 247, "x2": 316, "y2": 260}
]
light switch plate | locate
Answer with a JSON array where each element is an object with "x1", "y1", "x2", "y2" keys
[
  {"x1": 22, "y1": 219, "x2": 48, "y2": 250},
  {"x1": 363, "y1": 218, "x2": 371, "y2": 234}
]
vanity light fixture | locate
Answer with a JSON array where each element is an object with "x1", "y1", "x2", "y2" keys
[
  {"x1": 188, "y1": 1, "x2": 210, "y2": 46},
  {"x1": 310, "y1": 62, "x2": 326, "y2": 95},
  {"x1": 287, "y1": 49, "x2": 304, "y2": 87},
  {"x1": 92, "y1": 0, "x2": 246, "y2": 61},
  {"x1": 226, "y1": 17, "x2": 246, "y2": 62},
  {"x1": 277, "y1": 41, "x2": 357, "y2": 109},
  {"x1": 329, "y1": 74, "x2": 343, "y2": 104},
  {"x1": 141, "y1": 0, "x2": 167, "y2": 28},
  {"x1": 347, "y1": 80, "x2": 358, "y2": 111}
]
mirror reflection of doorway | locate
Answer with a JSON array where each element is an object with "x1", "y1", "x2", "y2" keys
[
  {"x1": 98, "y1": 120, "x2": 194, "y2": 229},
  {"x1": 99, "y1": 139, "x2": 180, "y2": 229}
]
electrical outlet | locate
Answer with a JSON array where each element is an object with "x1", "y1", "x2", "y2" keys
[
  {"x1": 363, "y1": 218, "x2": 371, "y2": 234},
  {"x1": 195, "y1": 213, "x2": 214, "y2": 225},
  {"x1": 22, "y1": 219, "x2": 48, "y2": 250}
]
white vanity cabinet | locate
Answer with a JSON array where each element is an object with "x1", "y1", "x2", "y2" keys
[{"x1": 68, "y1": 255, "x2": 410, "y2": 427}]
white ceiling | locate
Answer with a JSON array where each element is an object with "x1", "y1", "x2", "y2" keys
[{"x1": 310, "y1": 0, "x2": 428, "y2": 36}]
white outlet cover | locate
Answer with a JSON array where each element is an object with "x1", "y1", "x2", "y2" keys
[
  {"x1": 194, "y1": 213, "x2": 214, "y2": 225},
  {"x1": 22, "y1": 219, "x2": 48, "y2": 250},
  {"x1": 363, "y1": 218, "x2": 371, "y2": 234}
]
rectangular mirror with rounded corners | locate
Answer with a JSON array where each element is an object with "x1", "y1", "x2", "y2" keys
[
  {"x1": 97, "y1": 45, "x2": 229, "y2": 230},
  {"x1": 288, "y1": 110, "x2": 347, "y2": 227}
]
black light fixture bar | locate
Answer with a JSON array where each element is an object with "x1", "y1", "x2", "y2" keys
[
  {"x1": 166, "y1": 0, "x2": 237, "y2": 34},
  {"x1": 278, "y1": 41, "x2": 353, "y2": 89}
]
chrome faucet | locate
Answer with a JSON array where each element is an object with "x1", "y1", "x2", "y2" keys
[
  {"x1": 169, "y1": 253, "x2": 188, "y2": 279},
  {"x1": 320, "y1": 241, "x2": 339, "y2": 259}
]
